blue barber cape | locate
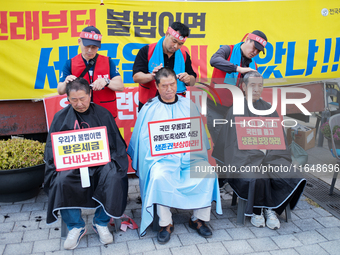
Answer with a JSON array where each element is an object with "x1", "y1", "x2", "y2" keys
[{"x1": 127, "y1": 95, "x2": 222, "y2": 236}]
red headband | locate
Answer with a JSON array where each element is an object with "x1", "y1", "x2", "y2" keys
[
  {"x1": 79, "y1": 31, "x2": 102, "y2": 41},
  {"x1": 247, "y1": 33, "x2": 267, "y2": 47},
  {"x1": 167, "y1": 27, "x2": 187, "y2": 42}
]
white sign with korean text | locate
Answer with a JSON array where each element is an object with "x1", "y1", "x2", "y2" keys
[
  {"x1": 51, "y1": 126, "x2": 111, "y2": 171},
  {"x1": 148, "y1": 117, "x2": 202, "y2": 157}
]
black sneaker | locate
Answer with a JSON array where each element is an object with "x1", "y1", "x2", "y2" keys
[
  {"x1": 157, "y1": 224, "x2": 174, "y2": 244},
  {"x1": 189, "y1": 219, "x2": 212, "y2": 238}
]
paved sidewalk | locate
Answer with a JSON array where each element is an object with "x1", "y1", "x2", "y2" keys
[{"x1": 1, "y1": 172, "x2": 340, "y2": 255}]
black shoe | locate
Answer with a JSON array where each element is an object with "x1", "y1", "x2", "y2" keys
[
  {"x1": 157, "y1": 224, "x2": 174, "y2": 244},
  {"x1": 189, "y1": 219, "x2": 212, "y2": 238}
]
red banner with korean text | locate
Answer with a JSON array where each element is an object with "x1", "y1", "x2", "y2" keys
[{"x1": 235, "y1": 117, "x2": 286, "y2": 150}]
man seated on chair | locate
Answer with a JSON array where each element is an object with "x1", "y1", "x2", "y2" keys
[
  {"x1": 44, "y1": 78, "x2": 129, "y2": 249},
  {"x1": 128, "y1": 67, "x2": 222, "y2": 243},
  {"x1": 213, "y1": 71, "x2": 306, "y2": 230}
]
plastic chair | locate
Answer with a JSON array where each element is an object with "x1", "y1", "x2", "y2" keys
[
  {"x1": 316, "y1": 82, "x2": 340, "y2": 147},
  {"x1": 328, "y1": 113, "x2": 340, "y2": 195}
]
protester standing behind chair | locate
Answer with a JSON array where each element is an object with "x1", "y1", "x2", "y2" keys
[{"x1": 57, "y1": 26, "x2": 124, "y2": 118}]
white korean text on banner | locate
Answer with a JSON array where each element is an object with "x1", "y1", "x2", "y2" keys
[
  {"x1": 148, "y1": 117, "x2": 202, "y2": 157},
  {"x1": 235, "y1": 117, "x2": 286, "y2": 150}
]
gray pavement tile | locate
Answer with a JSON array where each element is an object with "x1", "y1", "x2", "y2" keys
[
  {"x1": 209, "y1": 218, "x2": 234, "y2": 230},
  {"x1": 249, "y1": 226, "x2": 279, "y2": 238},
  {"x1": 74, "y1": 246, "x2": 100, "y2": 255},
  {"x1": 0, "y1": 231, "x2": 23, "y2": 245},
  {"x1": 295, "y1": 200, "x2": 314, "y2": 210},
  {"x1": 35, "y1": 194, "x2": 48, "y2": 203},
  {"x1": 21, "y1": 203, "x2": 44, "y2": 212},
  {"x1": 127, "y1": 238, "x2": 155, "y2": 254},
  {"x1": 0, "y1": 204, "x2": 22, "y2": 214},
  {"x1": 271, "y1": 234, "x2": 303, "y2": 249},
  {"x1": 0, "y1": 222, "x2": 14, "y2": 233},
  {"x1": 210, "y1": 212, "x2": 217, "y2": 220},
  {"x1": 128, "y1": 178, "x2": 140, "y2": 186},
  {"x1": 270, "y1": 248, "x2": 299, "y2": 255},
  {"x1": 222, "y1": 239, "x2": 254, "y2": 254},
  {"x1": 13, "y1": 197, "x2": 36, "y2": 204},
  {"x1": 172, "y1": 223, "x2": 189, "y2": 235},
  {"x1": 316, "y1": 226, "x2": 340, "y2": 241},
  {"x1": 39, "y1": 219, "x2": 61, "y2": 229},
  {"x1": 131, "y1": 208, "x2": 141, "y2": 218},
  {"x1": 128, "y1": 192, "x2": 140, "y2": 202},
  {"x1": 226, "y1": 227, "x2": 256, "y2": 240},
  {"x1": 128, "y1": 185, "x2": 138, "y2": 194},
  {"x1": 0, "y1": 245, "x2": 5, "y2": 255},
  {"x1": 0, "y1": 202, "x2": 13, "y2": 206},
  {"x1": 32, "y1": 238, "x2": 61, "y2": 253},
  {"x1": 315, "y1": 216, "x2": 340, "y2": 228},
  {"x1": 144, "y1": 249, "x2": 172, "y2": 255},
  {"x1": 275, "y1": 222, "x2": 302, "y2": 235},
  {"x1": 80, "y1": 208, "x2": 96, "y2": 216},
  {"x1": 312, "y1": 207, "x2": 332, "y2": 217},
  {"x1": 29, "y1": 210, "x2": 47, "y2": 221},
  {"x1": 140, "y1": 227, "x2": 157, "y2": 239},
  {"x1": 293, "y1": 230, "x2": 328, "y2": 245},
  {"x1": 293, "y1": 209, "x2": 321, "y2": 219},
  {"x1": 247, "y1": 237, "x2": 279, "y2": 252},
  {"x1": 207, "y1": 229, "x2": 232, "y2": 243},
  {"x1": 12, "y1": 220, "x2": 39, "y2": 232},
  {"x1": 45, "y1": 250, "x2": 73, "y2": 255},
  {"x1": 293, "y1": 218, "x2": 325, "y2": 231},
  {"x1": 2, "y1": 212, "x2": 30, "y2": 223},
  {"x1": 244, "y1": 253, "x2": 270, "y2": 255},
  {"x1": 229, "y1": 216, "x2": 254, "y2": 228},
  {"x1": 23, "y1": 229, "x2": 50, "y2": 242},
  {"x1": 101, "y1": 242, "x2": 129, "y2": 255},
  {"x1": 280, "y1": 211, "x2": 299, "y2": 221},
  {"x1": 87, "y1": 233, "x2": 102, "y2": 247},
  {"x1": 177, "y1": 232, "x2": 208, "y2": 246},
  {"x1": 114, "y1": 229, "x2": 140, "y2": 243},
  {"x1": 319, "y1": 240, "x2": 340, "y2": 255},
  {"x1": 212, "y1": 208, "x2": 236, "y2": 219},
  {"x1": 170, "y1": 245, "x2": 200, "y2": 255},
  {"x1": 49, "y1": 227, "x2": 63, "y2": 239},
  {"x1": 125, "y1": 200, "x2": 141, "y2": 210},
  {"x1": 153, "y1": 235, "x2": 182, "y2": 250},
  {"x1": 3, "y1": 242, "x2": 33, "y2": 255},
  {"x1": 294, "y1": 244, "x2": 329, "y2": 255},
  {"x1": 197, "y1": 241, "x2": 229, "y2": 255}
]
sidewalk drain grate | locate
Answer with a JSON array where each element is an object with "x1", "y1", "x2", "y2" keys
[{"x1": 302, "y1": 172, "x2": 340, "y2": 220}]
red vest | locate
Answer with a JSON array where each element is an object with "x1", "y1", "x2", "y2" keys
[
  {"x1": 209, "y1": 45, "x2": 257, "y2": 107},
  {"x1": 138, "y1": 43, "x2": 187, "y2": 105},
  {"x1": 71, "y1": 54, "x2": 117, "y2": 118}
]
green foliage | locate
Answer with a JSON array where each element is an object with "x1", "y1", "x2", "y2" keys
[
  {"x1": 320, "y1": 121, "x2": 340, "y2": 141},
  {"x1": 0, "y1": 138, "x2": 45, "y2": 170}
]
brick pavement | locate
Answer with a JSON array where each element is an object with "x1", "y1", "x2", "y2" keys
[{"x1": 1, "y1": 174, "x2": 340, "y2": 255}]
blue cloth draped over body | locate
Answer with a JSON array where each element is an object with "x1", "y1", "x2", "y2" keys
[
  {"x1": 127, "y1": 96, "x2": 222, "y2": 236},
  {"x1": 224, "y1": 42, "x2": 256, "y2": 85},
  {"x1": 148, "y1": 36, "x2": 186, "y2": 93}
]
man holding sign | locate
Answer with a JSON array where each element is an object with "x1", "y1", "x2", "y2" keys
[
  {"x1": 44, "y1": 78, "x2": 128, "y2": 249},
  {"x1": 213, "y1": 72, "x2": 306, "y2": 230},
  {"x1": 128, "y1": 67, "x2": 222, "y2": 243}
]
